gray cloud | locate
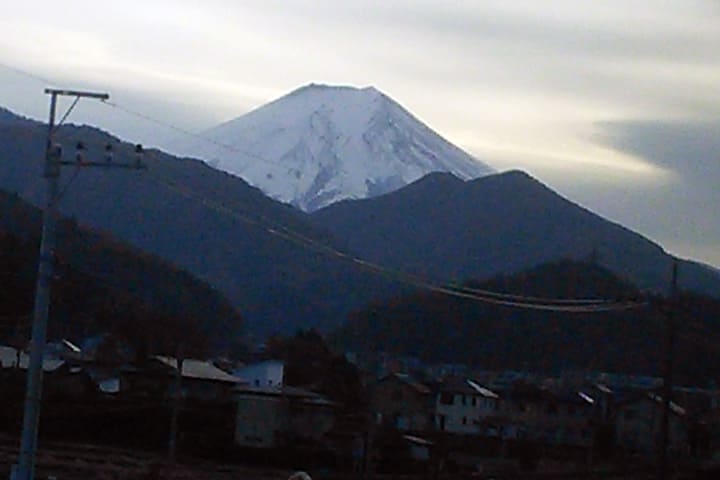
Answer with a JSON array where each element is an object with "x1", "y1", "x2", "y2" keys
[
  {"x1": 2, "y1": 0, "x2": 719, "y2": 267},
  {"x1": 559, "y1": 120, "x2": 720, "y2": 265},
  {"x1": 598, "y1": 121, "x2": 720, "y2": 179}
]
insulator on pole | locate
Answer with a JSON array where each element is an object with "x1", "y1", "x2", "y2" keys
[
  {"x1": 104, "y1": 143, "x2": 114, "y2": 163},
  {"x1": 135, "y1": 144, "x2": 144, "y2": 168},
  {"x1": 75, "y1": 141, "x2": 85, "y2": 163}
]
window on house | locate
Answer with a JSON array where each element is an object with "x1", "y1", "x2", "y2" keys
[
  {"x1": 440, "y1": 392, "x2": 453, "y2": 405},
  {"x1": 461, "y1": 395, "x2": 467, "y2": 406},
  {"x1": 462, "y1": 417, "x2": 467, "y2": 425}
]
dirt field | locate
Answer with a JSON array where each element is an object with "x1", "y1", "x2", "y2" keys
[{"x1": 0, "y1": 434, "x2": 294, "y2": 480}]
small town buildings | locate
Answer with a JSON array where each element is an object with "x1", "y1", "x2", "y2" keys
[
  {"x1": 234, "y1": 384, "x2": 335, "y2": 448},
  {"x1": 0, "y1": 345, "x2": 64, "y2": 372},
  {"x1": 494, "y1": 382, "x2": 596, "y2": 447},
  {"x1": 614, "y1": 392, "x2": 688, "y2": 455},
  {"x1": 369, "y1": 373, "x2": 433, "y2": 432},
  {"x1": 403, "y1": 434, "x2": 434, "y2": 461},
  {"x1": 120, "y1": 355, "x2": 244, "y2": 402},
  {"x1": 0, "y1": 345, "x2": 100, "y2": 399},
  {"x1": 434, "y1": 376, "x2": 499, "y2": 435}
]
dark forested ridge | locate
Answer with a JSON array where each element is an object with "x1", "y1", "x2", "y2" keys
[
  {"x1": 335, "y1": 261, "x2": 720, "y2": 385},
  {"x1": 0, "y1": 107, "x2": 396, "y2": 337},
  {"x1": 3, "y1": 105, "x2": 720, "y2": 340},
  {"x1": 0, "y1": 189, "x2": 243, "y2": 354},
  {"x1": 312, "y1": 171, "x2": 720, "y2": 297}
]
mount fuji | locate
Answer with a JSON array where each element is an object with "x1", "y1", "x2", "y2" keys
[{"x1": 168, "y1": 84, "x2": 494, "y2": 211}]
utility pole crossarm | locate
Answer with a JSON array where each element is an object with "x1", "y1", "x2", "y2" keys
[{"x1": 43, "y1": 88, "x2": 109, "y2": 100}]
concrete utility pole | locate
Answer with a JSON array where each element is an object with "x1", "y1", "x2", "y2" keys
[
  {"x1": 658, "y1": 260, "x2": 678, "y2": 480},
  {"x1": 12, "y1": 88, "x2": 144, "y2": 480},
  {"x1": 168, "y1": 344, "x2": 184, "y2": 463}
]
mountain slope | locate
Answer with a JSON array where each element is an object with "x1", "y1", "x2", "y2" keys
[
  {"x1": 3, "y1": 106, "x2": 719, "y2": 342},
  {"x1": 0, "y1": 189, "x2": 243, "y2": 352},
  {"x1": 167, "y1": 84, "x2": 493, "y2": 211},
  {"x1": 0, "y1": 108, "x2": 397, "y2": 337},
  {"x1": 311, "y1": 170, "x2": 720, "y2": 296}
]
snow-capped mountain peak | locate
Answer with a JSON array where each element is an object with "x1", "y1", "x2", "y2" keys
[{"x1": 169, "y1": 83, "x2": 494, "y2": 211}]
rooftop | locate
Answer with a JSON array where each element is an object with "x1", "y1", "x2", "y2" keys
[
  {"x1": 153, "y1": 356, "x2": 244, "y2": 384},
  {"x1": 0, "y1": 345, "x2": 65, "y2": 372}
]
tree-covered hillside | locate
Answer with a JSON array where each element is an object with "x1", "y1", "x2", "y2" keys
[
  {"x1": 335, "y1": 261, "x2": 720, "y2": 385},
  {"x1": 0, "y1": 107, "x2": 396, "y2": 337},
  {"x1": 0, "y1": 189, "x2": 243, "y2": 355}
]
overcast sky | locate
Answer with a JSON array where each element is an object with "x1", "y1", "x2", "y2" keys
[{"x1": 1, "y1": 0, "x2": 719, "y2": 267}]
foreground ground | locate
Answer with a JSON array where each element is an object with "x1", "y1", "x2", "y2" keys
[{"x1": 0, "y1": 433, "x2": 292, "y2": 480}]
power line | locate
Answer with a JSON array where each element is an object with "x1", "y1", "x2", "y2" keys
[
  {"x1": 99, "y1": 99, "x2": 293, "y2": 172},
  {"x1": 0, "y1": 61, "x2": 55, "y2": 86},
  {"x1": 140, "y1": 162, "x2": 646, "y2": 313},
  {"x1": 36, "y1": 133, "x2": 647, "y2": 313},
  {"x1": 0, "y1": 62, "x2": 288, "y2": 171},
  {"x1": 450, "y1": 283, "x2": 618, "y2": 305},
  {"x1": 0, "y1": 61, "x2": 648, "y2": 312}
]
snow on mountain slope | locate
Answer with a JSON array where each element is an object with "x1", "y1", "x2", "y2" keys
[{"x1": 168, "y1": 84, "x2": 494, "y2": 211}]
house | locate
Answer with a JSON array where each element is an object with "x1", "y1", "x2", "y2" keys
[
  {"x1": 493, "y1": 382, "x2": 596, "y2": 447},
  {"x1": 120, "y1": 356, "x2": 245, "y2": 402},
  {"x1": 0, "y1": 345, "x2": 101, "y2": 399},
  {"x1": 234, "y1": 384, "x2": 335, "y2": 448},
  {"x1": 614, "y1": 392, "x2": 688, "y2": 455},
  {"x1": 46, "y1": 339, "x2": 83, "y2": 362},
  {"x1": 0, "y1": 345, "x2": 65, "y2": 372},
  {"x1": 369, "y1": 373, "x2": 433, "y2": 432},
  {"x1": 403, "y1": 434, "x2": 434, "y2": 461},
  {"x1": 434, "y1": 376, "x2": 499, "y2": 435}
]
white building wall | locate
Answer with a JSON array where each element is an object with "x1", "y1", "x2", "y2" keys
[
  {"x1": 436, "y1": 393, "x2": 481, "y2": 434},
  {"x1": 235, "y1": 361, "x2": 284, "y2": 387},
  {"x1": 235, "y1": 394, "x2": 286, "y2": 447}
]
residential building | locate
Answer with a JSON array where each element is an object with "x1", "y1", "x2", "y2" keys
[
  {"x1": 234, "y1": 384, "x2": 335, "y2": 448},
  {"x1": 0, "y1": 345, "x2": 64, "y2": 372},
  {"x1": 434, "y1": 376, "x2": 499, "y2": 435},
  {"x1": 120, "y1": 355, "x2": 244, "y2": 402},
  {"x1": 615, "y1": 393, "x2": 688, "y2": 455},
  {"x1": 494, "y1": 382, "x2": 596, "y2": 447},
  {"x1": 369, "y1": 373, "x2": 433, "y2": 432}
]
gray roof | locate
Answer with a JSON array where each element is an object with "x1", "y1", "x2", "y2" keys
[
  {"x1": 0, "y1": 346, "x2": 65, "y2": 372},
  {"x1": 235, "y1": 384, "x2": 334, "y2": 406},
  {"x1": 403, "y1": 434, "x2": 434, "y2": 446},
  {"x1": 467, "y1": 379, "x2": 499, "y2": 399},
  {"x1": 440, "y1": 376, "x2": 498, "y2": 398},
  {"x1": 153, "y1": 356, "x2": 244, "y2": 384}
]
